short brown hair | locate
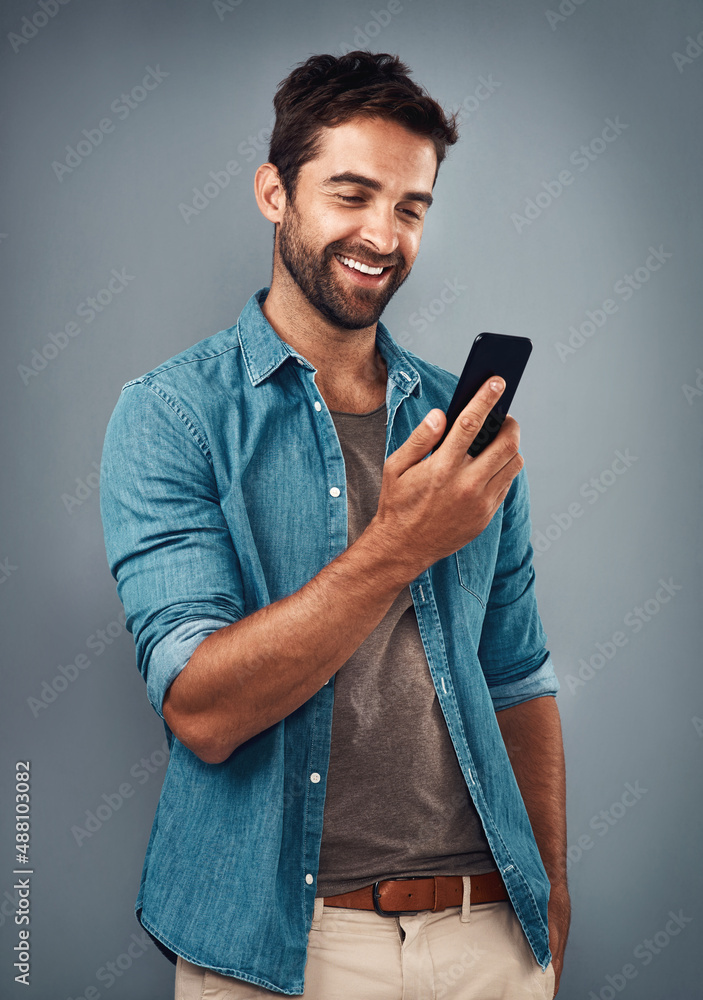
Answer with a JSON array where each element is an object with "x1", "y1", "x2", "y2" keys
[{"x1": 268, "y1": 50, "x2": 459, "y2": 203}]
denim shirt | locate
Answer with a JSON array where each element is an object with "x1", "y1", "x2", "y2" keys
[{"x1": 100, "y1": 287, "x2": 560, "y2": 994}]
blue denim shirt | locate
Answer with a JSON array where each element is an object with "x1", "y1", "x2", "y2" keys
[{"x1": 100, "y1": 287, "x2": 560, "y2": 994}]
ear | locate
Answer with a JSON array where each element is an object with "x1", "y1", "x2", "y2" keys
[{"x1": 254, "y1": 163, "x2": 287, "y2": 224}]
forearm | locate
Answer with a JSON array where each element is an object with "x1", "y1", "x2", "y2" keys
[
  {"x1": 496, "y1": 695, "x2": 569, "y2": 891},
  {"x1": 163, "y1": 518, "x2": 414, "y2": 764},
  {"x1": 497, "y1": 694, "x2": 571, "y2": 989}
]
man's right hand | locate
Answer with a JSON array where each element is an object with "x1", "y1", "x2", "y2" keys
[{"x1": 368, "y1": 376, "x2": 523, "y2": 580}]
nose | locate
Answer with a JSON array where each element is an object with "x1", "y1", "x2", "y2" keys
[{"x1": 357, "y1": 203, "x2": 400, "y2": 259}]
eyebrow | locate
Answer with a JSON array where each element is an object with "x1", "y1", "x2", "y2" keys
[{"x1": 322, "y1": 171, "x2": 433, "y2": 209}]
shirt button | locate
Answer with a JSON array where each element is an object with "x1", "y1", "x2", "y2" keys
[
  {"x1": 314, "y1": 401, "x2": 322, "y2": 411},
  {"x1": 296, "y1": 358, "x2": 304, "y2": 365},
  {"x1": 329, "y1": 487, "x2": 340, "y2": 497},
  {"x1": 305, "y1": 873, "x2": 313, "y2": 885},
  {"x1": 310, "y1": 772, "x2": 320, "y2": 783}
]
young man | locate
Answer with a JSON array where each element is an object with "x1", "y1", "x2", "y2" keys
[{"x1": 100, "y1": 51, "x2": 570, "y2": 999}]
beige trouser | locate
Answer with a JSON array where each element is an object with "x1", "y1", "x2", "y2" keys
[{"x1": 174, "y1": 878, "x2": 555, "y2": 999}]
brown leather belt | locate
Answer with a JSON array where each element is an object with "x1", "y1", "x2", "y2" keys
[{"x1": 324, "y1": 870, "x2": 508, "y2": 917}]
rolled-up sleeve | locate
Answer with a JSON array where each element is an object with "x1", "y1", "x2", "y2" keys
[
  {"x1": 99, "y1": 380, "x2": 244, "y2": 722},
  {"x1": 144, "y1": 617, "x2": 231, "y2": 722},
  {"x1": 488, "y1": 653, "x2": 560, "y2": 711},
  {"x1": 477, "y1": 466, "x2": 560, "y2": 710}
]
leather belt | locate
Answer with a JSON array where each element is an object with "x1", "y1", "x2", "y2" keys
[{"x1": 324, "y1": 870, "x2": 508, "y2": 917}]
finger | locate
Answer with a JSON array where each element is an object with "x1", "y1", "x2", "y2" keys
[
  {"x1": 452, "y1": 417, "x2": 521, "y2": 496},
  {"x1": 473, "y1": 415, "x2": 521, "y2": 476},
  {"x1": 384, "y1": 408, "x2": 447, "y2": 477},
  {"x1": 438, "y1": 376, "x2": 505, "y2": 463},
  {"x1": 486, "y1": 448, "x2": 524, "y2": 508}
]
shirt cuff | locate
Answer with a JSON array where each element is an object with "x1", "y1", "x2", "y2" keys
[
  {"x1": 489, "y1": 653, "x2": 560, "y2": 712},
  {"x1": 146, "y1": 617, "x2": 232, "y2": 721}
]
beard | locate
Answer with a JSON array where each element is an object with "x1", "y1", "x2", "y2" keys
[{"x1": 276, "y1": 200, "x2": 411, "y2": 330}]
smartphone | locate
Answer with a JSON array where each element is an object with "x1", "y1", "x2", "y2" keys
[{"x1": 432, "y1": 333, "x2": 533, "y2": 457}]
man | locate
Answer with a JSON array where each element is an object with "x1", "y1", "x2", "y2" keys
[{"x1": 100, "y1": 51, "x2": 570, "y2": 998}]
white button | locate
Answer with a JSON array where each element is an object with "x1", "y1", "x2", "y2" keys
[
  {"x1": 296, "y1": 358, "x2": 304, "y2": 365},
  {"x1": 305, "y1": 873, "x2": 313, "y2": 884},
  {"x1": 310, "y1": 772, "x2": 320, "y2": 783},
  {"x1": 329, "y1": 487, "x2": 340, "y2": 497},
  {"x1": 314, "y1": 401, "x2": 322, "y2": 411}
]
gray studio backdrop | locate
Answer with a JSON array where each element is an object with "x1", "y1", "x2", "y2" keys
[{"x1": 1, "y1": 0, "x2": 701, "y2": 997}]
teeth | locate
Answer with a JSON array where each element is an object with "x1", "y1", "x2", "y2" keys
[{"x1": 336, "y1": 254, "x2": 384, "y2": 276}]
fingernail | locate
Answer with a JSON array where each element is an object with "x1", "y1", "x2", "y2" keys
[
  {"x1": 426, "y1": 410, "x2": 440, "y2": 430},
  {"x1": 490, "y1": 378, "x2": 504, "y2": 392}
]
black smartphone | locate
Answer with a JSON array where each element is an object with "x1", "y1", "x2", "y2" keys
[{"x1": 432, "y1": 333, "x2": 533, "y2": 457}]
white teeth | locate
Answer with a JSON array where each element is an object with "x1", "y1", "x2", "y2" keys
[{"x1": 336, "y1": 254, "x2": 384, "y2": 276}]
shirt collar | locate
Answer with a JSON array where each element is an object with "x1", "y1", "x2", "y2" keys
[{"x1": 237, "y1": 287, "x2": 422, "y2": 399}]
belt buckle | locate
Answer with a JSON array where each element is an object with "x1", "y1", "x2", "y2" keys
[{"x1": 372, "y1": 876, "x2": 430, "y2": 917}]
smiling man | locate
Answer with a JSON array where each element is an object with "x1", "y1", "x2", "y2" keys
[{"x1": 100, "y1": 51, "x2": 569, "y2": 999}]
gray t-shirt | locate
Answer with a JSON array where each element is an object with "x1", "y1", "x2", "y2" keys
[{"x1": 315, "y1": 401, "x2": 496, "y2": 897}]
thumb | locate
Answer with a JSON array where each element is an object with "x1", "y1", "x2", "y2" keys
[{"x1": 387, "y1": 409, "x2": 446, "y2": 475}]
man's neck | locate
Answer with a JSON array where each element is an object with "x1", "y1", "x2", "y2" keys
[{"x1": 261, "y1": 275, "x2": 388, "y2": 414}]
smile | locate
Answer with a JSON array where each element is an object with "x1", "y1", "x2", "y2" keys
[{"x1": 334, "y1": 253, "x2": 388, "y2": 276}]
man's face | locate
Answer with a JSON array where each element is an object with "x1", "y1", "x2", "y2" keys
[{"x1": 275, "y1": 115, "x2": 437, "y2": 329}]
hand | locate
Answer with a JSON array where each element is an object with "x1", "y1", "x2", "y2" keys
[
  {"x1": 369, "y1": 376, "x2": 524, "y2": 580},
  {"x1": 547, "y1": 882, "x2": 571, "y2": 996}
]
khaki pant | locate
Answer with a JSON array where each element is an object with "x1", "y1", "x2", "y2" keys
[{"x1": 175, "y1": 879, "x2": 556, "y2": 999}]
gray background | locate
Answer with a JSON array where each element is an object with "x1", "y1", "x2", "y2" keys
[{"x1": 1, "y1": 0, "x2": 701, "y2": 997}]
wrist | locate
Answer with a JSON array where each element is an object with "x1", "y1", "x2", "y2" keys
[
  {"x1": 356, "y1": 515, "x2": 424, "y2": 592},
  {"x1": 548, "y1": 883, "x2": 571, "y2": 932}
]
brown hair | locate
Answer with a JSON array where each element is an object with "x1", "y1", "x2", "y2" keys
[{"x1": 268, "y1": 50, "x2": 459, "y2": 203}]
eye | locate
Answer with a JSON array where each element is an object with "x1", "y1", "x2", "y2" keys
[{"x1": 336, "y1": 194, "x2": 422, "y2": 220}]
